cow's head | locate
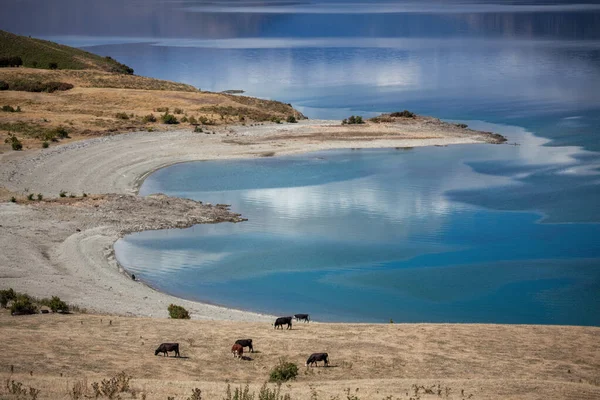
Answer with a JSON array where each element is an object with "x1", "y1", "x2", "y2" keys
[{"x1": 154, "y1": 348, "x2": 160, "y2": 356}]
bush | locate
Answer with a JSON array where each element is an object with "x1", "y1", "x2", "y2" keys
[
  {"x1": 174, "y1": 108, "x2": 184, "y2": 114},
  {"x1": 115, "y1": 112, "x2": 129, "y2": 120},
  {"x1": 59, "y1": 190, "x2": 67, "y2": 197},
  {"x1": 2, "y1": 105, "x2": 20, "y2": 112},
  {"x1": 193, "y1": 126, "x2": 203, "y2": 133},
  {"x1": 42, "y1": 141, "x2": 49, "y2": 148},
  {"x1": 142, "y1": 114, "x2": 157, "y2": 123},
  {"x1": 0, "y1": 80, "x2": 8, "y2": 90},
  {"x1": 168, "y1": 304, "x2": 190, "y2": 319},
  {"x1": 198, "y1": 116, "x2": 214, "y2": 125},
  {"x1": 48, "y1": 62, "x2": 58, "y2": 70},
  {"x1": 343, "y1": 115, "x2": 364, "y2": 125},
  {"x1": 0, "y1": 288, "x2": 17, "y2": 308},
  {"x1": 390, "y1": 110, "x2": 415, "y2": 118},
  {"x1": 455, "y1": 123, "x2": 468, "y2": 129},
  {"x1": 286, "y1": 115, "x2": 297, "y2": 123},
  {"x1": 10, "y1": 294, "x2": 38, "y2": 315},
  {"x1": 0, "y1": 56, "x2": 23, "y2": 67},
  {"x1": 270, "y1": 116, "x2": 282, "y2": 124},
  {"x1": 161, "y1": 113, "x2": 179, "y2": 125},
  {"x1": 4, "y1": 133, "x2": 23, "y2": 150},
  {"x1": 40, "y1": 296, "x2": 68, "y2": 312},
  {"x1": 155, "y1": 107, "x2": 169, "y2": 113},
  {"x1": 7, "y1": 80, "x2": 73, "y2": 93},
  {"x1": 269, "y1": 359, "x2": 298, "y2": 382},
  {"x1": 180, "y1": 116, "x2": 188, "y2": 123},
  {"x1": 10, "y1": 196, "x2": 16, "y2": 202},
  {"x1": 27, "y1": 193, "x2": 34, "y2": 201},
  {"x1": 37, "y1": 193, "x2": 43, "y2": 201},
  {"x1": 188, "y1": 116, "x2": 198, "y2": 125}
]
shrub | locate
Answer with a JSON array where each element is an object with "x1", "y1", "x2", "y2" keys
[
  {"x1": 10, "y1": 196, "x2": 16, "y2": 202},
  {"x1": 0, "y1": 288, "x2": 17, "y2": 308},
  {"x1": 10, "y1": 294, "x2": 38, "y2": 315},
  {"x1": 188, "y1": 116, "x2": 198, "y2": 125},
  {"x1": 7, "y1": 80, "x2": 73, "y2": 93},
  {"x1": 37, "y1": 193, "x2": 43, "y2": 201},
  {"x1": 198, "y1": 116, "x2": 214, "y2": 125},
  {"x1": 42, "y1": 141, "x2": 49, "y2": 148},
  {"x1": 286, "y1": 115, "x2": 297, "y2": 123},
  {"x1": 4, "y1": 133, "x2": 23, "y2": 150},
  {"x1": 161, "y1": 113, "x2": 179, "y2": 125},
  {"x1": 390, "y1": 110, "x2": 415, "y2": 118},
  {"x1": 0, "y1": 56, "x2": 23, "y2": 67},
  {"x1": 181, "y1": 116, "x2": 188, "y2": 123},
  {"x1": 270, "y1": 116, "x2": 282, "y2": 124},
  {"x1": 48, "y1": 62, "x2": 58, "y2": 70},
  {"x1": 155, "y1": 107, "x2": 169, "y2": 113},
  {"x1": 455, "y1": 123, "x2": 468, "y2": 129},
  {"x1": 269, "y1": 359, "x2": 298, "y2": 382},
  {"x1": 193, "y1": 126, "x2": 203, "y2": 133},
  {"x1": 44, "y1": 81, "x2": 73, "y2": 92},
  {"x1": 168, "y1": 304, "x2": 190, "y2": 319},
  {"x1": 0, "y1": 80, "x2": 8, "y2": 90},
  {"x1": 59, "y1": 190, "x2": 67, "y2": 197},
  {"x1": 27, "y1": 193, "x2": 34, "y2": 201},
  {"x1": 40, "y1": 296, "x2": 68, "y2": 312},
  {"x1": 115, "y1": 112, "x2": 129, "y2": 120},
  {"x1": 142, "y1": 114, "x2": 156, "y2": 123},
  {"x1": 344, "y1": 115, "x2": 364, "y2": 125},
  {"x1": 2, "y1": 105, "x2": 18, "y2": 112},
  {"x1": 173, "y1": 108, "x2": 184, "y2": 114}
]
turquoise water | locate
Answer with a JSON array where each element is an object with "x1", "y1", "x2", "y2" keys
[
  {"x1": 114, "y1": 122, "x2": 600, "y2": 324},
  {"x1": 6, "y1": 1, "x2": 599, "y2": 323}
]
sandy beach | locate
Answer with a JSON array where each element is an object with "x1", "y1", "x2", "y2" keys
[{"x1": 0, "y1": 119, "x2": 503, "y2": 320}]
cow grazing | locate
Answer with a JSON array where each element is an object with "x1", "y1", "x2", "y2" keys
[
  {"x1": 231, "y1": 343, "x2": 244, "y2": 359},
  {"x1": 235, "y1": 339, "x2": 254, "y2": 352},
  {"x1": 274, "y1": 316, "x2": 293, "y2": 330},
  {"x1": 294, "y1": 313, "x2": 310, "y2": 323},
  {"x1": 155, "y1": 343, "x2": 180, "y2": 357},
  {"x1": 306, "y1": 353, "x2": 329, "y2": 367}
]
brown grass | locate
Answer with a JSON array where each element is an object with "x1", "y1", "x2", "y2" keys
[
  {"x1": 0, "y1": 68, "x2": 302, "y2": 152},
  {"x1": 0, "y1": 311, "x2": 598, "y2": 399}
]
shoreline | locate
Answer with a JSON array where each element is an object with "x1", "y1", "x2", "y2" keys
[{"x1": 0, "y1": 119, "x2": 505, "y2": 321}]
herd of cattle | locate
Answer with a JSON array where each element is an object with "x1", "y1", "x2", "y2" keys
[{"x1": 154, "y1": 313, "x2": 329, "y2": 367}]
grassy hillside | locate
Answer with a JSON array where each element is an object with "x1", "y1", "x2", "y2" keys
[{"x1": 0, "y1": 30, "x2": 133, "y2": 73}]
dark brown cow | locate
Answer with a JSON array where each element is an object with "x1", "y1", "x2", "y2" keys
[
  {"x1": 155, "y1": 343, "x2": 180, "y2": 357},
  {"x1": 235, "y1": 339, "x2": 254, "y2": 352},
  {"x1": 306, "y1": 353, "x2": 329, "y2": 367},
  {"x1": 294, "y1": 314, "x2": 310, "y2": 323},
  {"x1": 231, "y1": 343, "x2": 244, "y2": 359},
  {"x1": 274, "y1": 316, "x2": 293, "y2": 329}
]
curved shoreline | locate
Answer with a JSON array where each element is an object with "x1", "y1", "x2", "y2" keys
[{"x1": 0, "y1": 119, "x2": 505, "y2": 320}]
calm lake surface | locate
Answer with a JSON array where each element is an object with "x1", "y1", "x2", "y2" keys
[{"x1": 5, "y1": 1, "x2": 599, "y2": 324}]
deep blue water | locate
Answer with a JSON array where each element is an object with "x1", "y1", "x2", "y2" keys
[{"x1": 5, "y1": 1, "x2": 599, "y2": 324}]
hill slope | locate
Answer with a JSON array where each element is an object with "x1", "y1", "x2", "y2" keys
[{"x1": 0, "y1": 30, "x2": 133, "y2": 73}]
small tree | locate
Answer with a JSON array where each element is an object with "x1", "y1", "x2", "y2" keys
[
  {"x1": 41, "y1": 296, "x2": 68, "y2": 312},
  {"x1": 168, "y1": 304, "x2": 190, "y2": 319},
  {"x1": 268, "y1": 358, "x2": 298, "y2": 382},
  {"x1": 10, "y1": 294, "x2": 37, "y2": 315},
  {"x1": 0, "y1": 288, "x2": 17, "y2": 308},
  {"x1": 286, "y1": 115, "x2": 297, "y2": 123}
]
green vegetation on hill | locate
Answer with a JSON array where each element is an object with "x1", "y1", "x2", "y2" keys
[{"x1": 0, "y1": 30, "x2": 133, "y2": 74}]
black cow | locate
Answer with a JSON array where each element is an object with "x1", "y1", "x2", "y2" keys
[
  {"x1": 294, "y1": 314, "x2": 310, "y2": 323},
  {"x1": 274, "y1": 316, "x2": 293, "y2": 330},
  {"x1": 235, "y1": 339, "x2": 254, "y2": 352},
  {"x1": 154, "y1": 343, "x2": 180, "y2": 357},
  {"x1": 306, "y1": 352, "x2": 329, "y2": 367}
]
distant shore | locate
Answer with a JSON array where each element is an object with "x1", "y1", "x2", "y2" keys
[{"x1": 0, "y1": 119, "x2": 505, "y2": 320}]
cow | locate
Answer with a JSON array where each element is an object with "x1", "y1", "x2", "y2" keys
[
  {"x1": 155, "y1": 343, "x2": 180, "y2": 357},
  {"x1": 294, "y1": 313, "x2": 310, "y2": 323},
  {"x1": 306, "y1": 353, "x2": 329, "y2": 367},
  {"x1": 274, "y1": 316, "x2": 293, "y2": 330},
  {"x1": 231, "y1": 343, "x2": 244, "y2": 359},
  {"x1": 235, "y1": 339, "x2": 254, "y2": 353}
]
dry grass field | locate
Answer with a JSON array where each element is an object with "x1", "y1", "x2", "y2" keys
[
  {"x1": 1, "y1": 311, "x2": 598, "y2": 399},
  {"x1": 0, "y1": 68, "x2": 302, "y2": 153}
]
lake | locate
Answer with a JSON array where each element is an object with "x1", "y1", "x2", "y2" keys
[{"x1": 5, "y1": 0, "x2": 598, "y2": 324}]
